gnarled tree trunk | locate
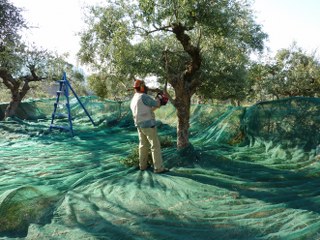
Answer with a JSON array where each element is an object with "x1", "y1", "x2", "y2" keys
[
  {"x1": 174, "y1": 87, "x2": 191, "y2": 149},
  {"x1": 166, "y1": 22, "x2": 202, "y2": 150},
  {"x1": 5, "y1": 99, "x2": 21, "y2": 119},
  {"x1": 0, "y1": 68, "x2": 39, "y2": 120},
  {"x1": 4, "y1": 83, "x2": 30, "y2": 119}
]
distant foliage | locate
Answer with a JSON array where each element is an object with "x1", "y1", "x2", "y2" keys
[
  {"x1": 249, "y1": 43, "x2": 320, "y2": 101},
  {"x1": 0, "y1": 0, "x2": 26, "y2": 43}
]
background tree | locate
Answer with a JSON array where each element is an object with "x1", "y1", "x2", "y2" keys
[
  {"x1": 0, "y1": 1, "x2": 87, "y2": 118},
  {"x1": 247, "y1": 61, "x2": 271, "y2": 102},
  {"x1": 0, "y1": 0, "x2": 42, "y2": 118},
  {"x1": 78, "y1": 0, "x2": 267, "y2": 149},
  {"x1": 196, "y1": 39, "x2": 254, "y2": 106},
  {"x1": 45, "y1": 52, "x2": 88, "y2": 97},
  {"x1": 249, "y1": 44, "x2": 320, "y2": 100},
  {"x1": 87, "y1": 73, "x2": 130, "y2": 100},
  {"x1": 0, "y1": 43, "x2": 52, "y2": 118},
  {"x1": 0, "y1": 0, "x2": 26, "y2": 45}
]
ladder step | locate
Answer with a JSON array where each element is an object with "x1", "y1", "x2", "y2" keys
[
  {"x1": 55, "y1": 113, "x2": 68, "y2": 119},
  {"x1": 50, "y1": 125, "x2": 71, "y2": 131},
  {"x1": 50, "y1": 73, "x2": 76, "y2": 136}
]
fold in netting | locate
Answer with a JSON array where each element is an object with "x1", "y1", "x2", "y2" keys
[{"x1": 0, "y1": 96, "x2": 320, "y2": 239}]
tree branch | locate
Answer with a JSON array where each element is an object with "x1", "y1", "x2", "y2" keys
[
  {"x1": 22, "y1": 66, "x2": 46, "y2": 82},
  {"x1": 172, "y1": 22, "x2": 202, "y2": 93},
  {"x1": 145, "y1": 24, "x2": 172, "y2": 34},
  {"x1": 0, "y1": 68, "x2": 15, "y2": 90},
  {"x1": 20, "y1": 81, "x2": 30, "y2": 99}
]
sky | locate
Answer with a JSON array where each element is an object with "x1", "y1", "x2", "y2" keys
[
  {"x1": 9, "y1": 0, "x2": 103, "y2": 69},
  {"x1": 9, "y1": 0, "x2": 320, "y2": 70},
  {"x1": 254, "y1": 0, "x2": 320, "y2": 55}
]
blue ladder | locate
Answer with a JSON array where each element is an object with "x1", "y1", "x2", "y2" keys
[{"x1": 49, "y1": 72, "x2": 95, "y2": 136}]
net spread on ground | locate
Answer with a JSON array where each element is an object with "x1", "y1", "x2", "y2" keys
[{"x1": 0, "y1": 96, "x2": 320, "y2": 239}]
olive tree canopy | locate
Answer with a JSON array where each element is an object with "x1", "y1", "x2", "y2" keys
[{"x1": 79, "y1": 0, "x2": 267, "y2": 149}]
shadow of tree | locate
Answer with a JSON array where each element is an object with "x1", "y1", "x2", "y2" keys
[{"x1": 169, "y1": 147, "x2": 320, "y2": 215}]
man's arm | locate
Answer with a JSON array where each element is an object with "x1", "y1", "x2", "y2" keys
[{"x1": 142, "y1": 94, "x2": 160, "y2": 108}]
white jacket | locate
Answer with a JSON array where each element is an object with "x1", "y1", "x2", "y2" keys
[{"x1": 130, "y1": 93, "x2": 158, "y2": 127}]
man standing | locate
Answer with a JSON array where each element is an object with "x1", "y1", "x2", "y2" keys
[{"x1": 130, "y1": 79, "x2": 168, "y2": 173}]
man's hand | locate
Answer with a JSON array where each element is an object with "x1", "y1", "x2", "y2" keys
[{"x1": 156, "y1": 92, "x2": 169, "y2": 106}]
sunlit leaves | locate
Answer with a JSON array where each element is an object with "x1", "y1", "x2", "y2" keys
[
  {"x1": 198, "y1": 35, "x2": 251, "y2": 102},
  {"x1": 0, "y1": 0, "x2": 26, "y2": 73},
  {"x1": 249, "y1": 43, "x2": 320, "y2": 100},
  {"x1": 0, "y1": 0, "x2": 26, "y2": 44},
  {"x1": 79, "y1": 0, "x2": 266, "y2": 102}
]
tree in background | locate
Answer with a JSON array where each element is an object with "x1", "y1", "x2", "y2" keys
[
  {"x1": 196, "y1": 39, "x2": 254, "y2": 106},
  {"x1": 0, "y1": 0, "x2": 26, "y2": 45},
  {"x1": 0, "y1": 47, "x2": 87, "y2": 105},
  {"x1": 45, "y1": 52, "x2": 88, "y2": 97},
  {"x1": 0, "y1": 0, "x2": 87, "y2": 118},
  {"x1": 78, "y1": 0, "x2": 267, "y2": 149},
  {"x1": 87, "y1": 73, "x2": 130, "y2": 101},
  {"x1": 0, "y1": 42, "x2": 52, "y2": 118},
  {"x1": 249, "y1": 43, "x2": 320, "y2": 101},
  {"x1": 0, "y1": 0, "x2": 45, "y2": 118}
]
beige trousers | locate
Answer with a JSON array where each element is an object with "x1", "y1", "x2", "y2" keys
[{"x1": 137, "y1": 127, "x2": 164, "y2": 171}]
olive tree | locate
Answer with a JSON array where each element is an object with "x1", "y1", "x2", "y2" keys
[
  {"x1": 0, "y1": 43, "x2": 53, "y2": 118},
  {"x1": 0, "y1": 0, "x2": 46, "y2": 118},
  {"x1": 78, "y1": 0, "x2": 267, "y2": 149},
  {"x1": 249, "y1": 44, "x2": 320, "y2": 100},
  {"x1": 0, "y1": 0, "x2": 26, "y2": 44},
  {"x1": 0, "y1": 1, "x2": 87, "y2": 118}
]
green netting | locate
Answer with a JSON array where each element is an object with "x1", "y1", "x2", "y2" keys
[
  {"x1": 242, "y1": 97, "x2": 320, "y2": 150},
  {"x1": 0, "y1": 96, "x2": 320, "y2": 239}
]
